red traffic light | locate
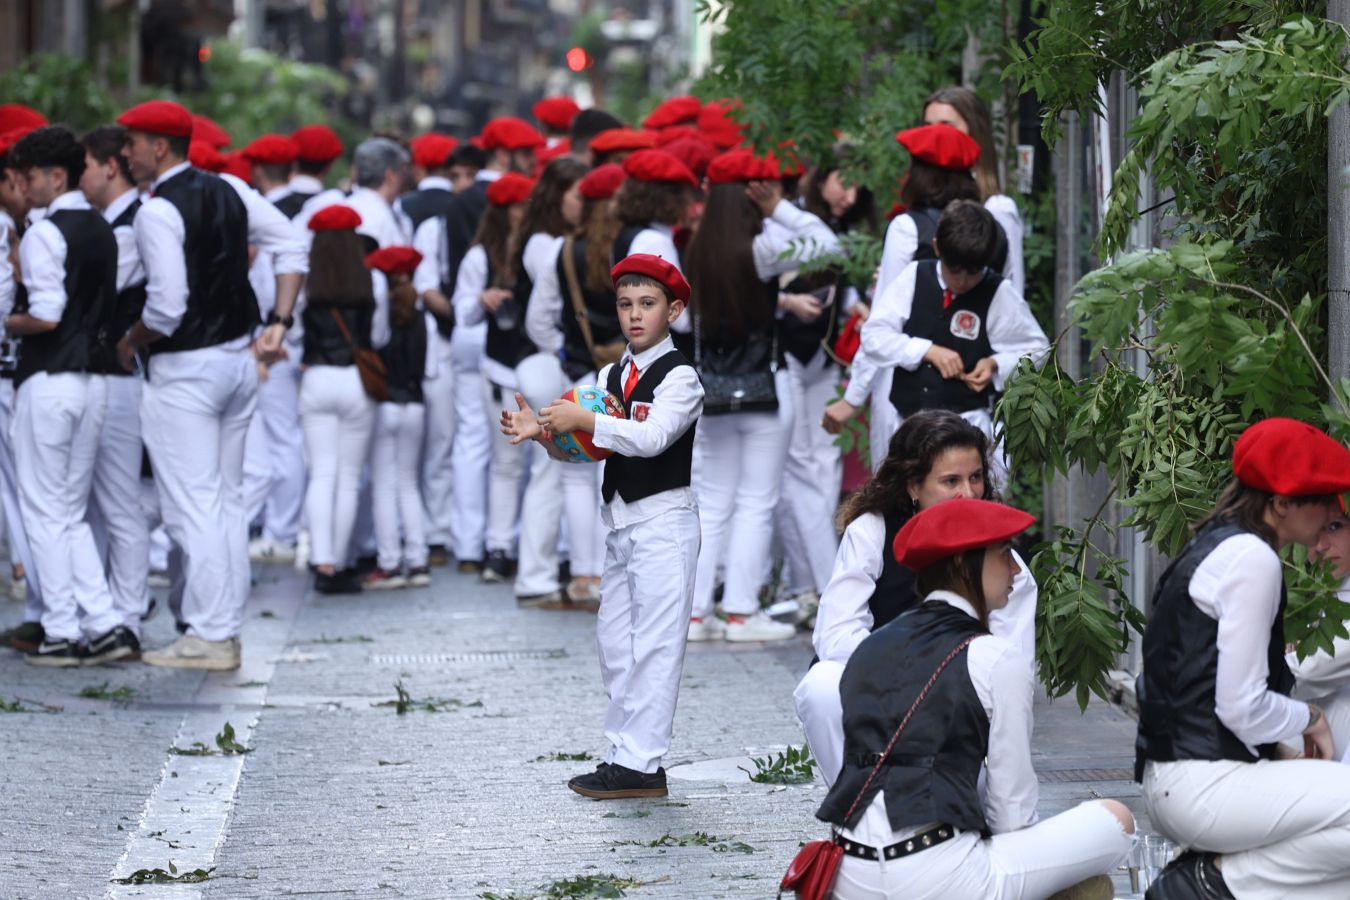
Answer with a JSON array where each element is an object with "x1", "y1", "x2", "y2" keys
[{"x1": 566, "y1": 47, "x2": 593, "y2": 72}]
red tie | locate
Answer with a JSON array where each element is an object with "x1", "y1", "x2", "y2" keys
[
  {"x1": 623, "y1": 362, "x2": 640, "y2": 401},
  {"x1": 942, "y1": 288, "x2": 954, "y2": 310}
]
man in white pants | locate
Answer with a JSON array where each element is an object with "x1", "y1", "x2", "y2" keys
[{"x1": 116, "y1": 100, "x2": 306, "y2": 670}]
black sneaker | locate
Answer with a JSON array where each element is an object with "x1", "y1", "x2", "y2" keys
[
  {"x1": 85, "y1": 626, "x2": 140, "y2": 665},
  {"x1": 456, "y1": 558, "x2": 484, "y2": 575},
  {"x1": 25, "y1": 639, "x2": 88, "y2": 667},
  {"x1": 315, "y1": 570, "x2": 363, "y2": 595},
  {"x1": 481, "y1": 550, "x2": 511, "y2": 584},
  {"x1": 558, "y1": 559, "x2": 571, "y2": 584},
  {"x1": 567, "y1": 763, "x2": 667, "y2": 799},
  {"x1": 3, "y1": 620, "x2": 43, "y2": 652},
  {"x1": 140, "y1": 597, "x2": 159, "y2": 622},
  {"x1": 1147, "y1": 851, "x2": 1233, "y2": 900},
  {"x1": 427, "y1": 544, "x2": 450, "y2": 567},
  {"x1": 353, "y1": 554, "x2": 379, "y2": 576}
]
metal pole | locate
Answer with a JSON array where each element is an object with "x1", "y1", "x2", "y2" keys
[{"x1": 1330, "y1": 0, "x2": 1350, "y2": 384}]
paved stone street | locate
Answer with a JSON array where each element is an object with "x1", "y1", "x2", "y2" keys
[{"x1": 1, "y1": 563, "x2": 1148, "y2": 899}]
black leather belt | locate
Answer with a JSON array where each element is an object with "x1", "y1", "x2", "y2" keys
[{"x1": 835, "y1": 824, "x2": 955, "y2": 861}]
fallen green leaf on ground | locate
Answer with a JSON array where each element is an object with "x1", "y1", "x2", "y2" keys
[
  {"x1": 79, "y1": 682, "x2": 137, "y2": 701},
  {"x1": 612, "y1": 832, "x2": 756, "y2": 853},
  {"x1": 215, "y1": 722, "x2": 252, "y2": 754},
  {"x1": 0, "y1": 696, "x2": 61, "y2": 713},
  {"x1": 740, "y1": 745, "x2": 816, "y2": 784},
  {"x1": 303, "y1": 634, "x2": 375, "y2": 644},
  {"x1": 478, "y1": 872, "x2": 654, "y2": 899},
  {"x1": 110, "y1": 862, "x2": 213, "y2": 884},
  {"x1": 374, "y1": 679, "x2": 483, "y2": 714},
  {"x1": 531, "y1": 751, "x2": 595, "y2": 762}
]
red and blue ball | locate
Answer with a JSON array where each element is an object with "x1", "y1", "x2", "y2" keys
[{"x1": 551, "y1": 385, "x2": 626, "y2": 463}]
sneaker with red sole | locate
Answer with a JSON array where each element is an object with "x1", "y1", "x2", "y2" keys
[{"x1": 363, "y1": 568, "x2": 407, "y2": 590}]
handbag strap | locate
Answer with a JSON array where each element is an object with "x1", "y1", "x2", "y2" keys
[
  {"x1": 561, "y1": 236, "x2": 604, "y2": 364},
  {"x1": 838, "y1": 633, "x2": 979, "y2": 827},
  {"x1": 329, "y1": 306, "x2": 359, "y2": 351}
]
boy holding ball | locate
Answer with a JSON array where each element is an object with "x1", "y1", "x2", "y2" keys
[{"x1": 501, "y1": 253, "x2": 703, "y2": 798}]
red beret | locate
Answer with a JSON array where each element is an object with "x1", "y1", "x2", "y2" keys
[
  {"x1": 242, "y1": 133, "x2": 299, "y2": 165},
  {"x1": 896, "y1": 123, "x2": 980, "y2": 171},
  {"x1": 654, "y1": 125, "x2": 703, "y2": 147},
  {"x1": 578, "y1": 163, "x2": 626, "y2": 201},
  {"x1": 291, "y1": 124, "x2": 343, "y2": 163},
  {"x1": 220, "y1": 150, "x2": 253, "y2": 184},
  {"x1": 590, "y1": 128, "x2": 658, "y2": 155},
  {"x1": 410, "y1": 133, "x2": 459, "y2": 169},
  {"x1": 697, "y1": 99, "x2": 746, "y2": 149},
  {"x1": 533, "y1": 139, "x2": 571, "y2": 173},
  {"x1": 191, "y1": 115, "x2": 231, "y2": 149},
  {"x1": 1232, "y1": 418, "x2": 1350, "y2": 497},
  {"x1": 480, "y1": 117, "x2": 546, "y2": 151},
  {"x1": 706, "y1": 148, "x2": 778, "y2": 184},
  {"x1": 188, "y1": 140, "x2": 227, "y2": 173},
  {"x1": 533, "y1": 96, "x2": 581, "y2": 132},
  {"x1": 0, "y1": 126, "x2": 39, "y2": 160},
  {"x1": 0, "y1": 104, "x2": 47, "y2": 135},
  {"x1": 611, "y1": 253, "x2": 690, "y2": 304},
  {"x1": 365, "y1": 246, "x2": 424, "y2": 276},
  {"x1": 118, "y1": 100, "x2": 194, "y2": 138},
  {"x1": 643, "y1": 96, "x2": 703, "y2": 130},
  {"x1": 486, "y1": 172, "x2": 536, "y2": 206},
  {"x1": 893, "y1": 498, "x2": 1035, "y2": 570},
  {"x1": 308, "y1": 204, "x2": 363, "y2": 232},
  {"x1": 661, "y1": 137, "x2": 717, "y2": 180},
  {"x1": 622, "y1": 149, "x2": 698, "y2": 188}
]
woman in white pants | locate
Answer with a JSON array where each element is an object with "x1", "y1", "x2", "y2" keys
[
  {"x1": 1138, "y1": 418, "x2": 1350, "y2": 899},
  {"x1": 364, "y1": 246, "x2": 431, "y2": 590},
  {"x1": 298, "y1": 206, "x2": 379, "y2": 594},
  {"x1": 818, "y1": 498, "x2": 1130, "y2": 899},
  {"x1": 795, "y1": 410, "x2": 1037, "y2": 784},
  {"x1": 683, "y1": 149, "x2": 839, "y2": 643}
]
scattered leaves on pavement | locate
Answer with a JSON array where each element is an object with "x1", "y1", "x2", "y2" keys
[
  {"x1": 478, "y1": 872, "x2": 657, "y2": 899},
  {"x1": 110, "y1": 862, "x2": 213, "y2": 884},
  {"x1": 0, "y1": 696, "x2": 61, "y2": 713},
  {"x1": 168, "y1": 723, "x2": 252, "y2": 756},
  {"x1": 739, "y1": 744, "x2": 816, "y2": 784},
  {"x1": 612, "y1": 832, "x2": 756, "y2": 854},
  {"x1": 302, "y1": 634, "x2": 375, "y2": 644},
  {"x1": 531, "y1": 751, "x2": 595, "y2": 763},
  {"x1": 374, "y1": 679, "x2": 483, "y2": 714},
  {"x1": 78, "y1": 682, "x2": 137, "y2": 702}
]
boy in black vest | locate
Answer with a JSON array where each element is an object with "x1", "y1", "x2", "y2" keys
[
  {"x1": 6, "y1": 125, "x2": 132, "y2": 666},
  {"x1": 501, "y1": 253, "x2": 703, "y2": 799},
  {"x1": 858, "y1": 200, "x2": 1048, "y2": 474}
]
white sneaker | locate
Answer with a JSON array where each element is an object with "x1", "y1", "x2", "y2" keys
[
  {"x1": 791, "y1": 591, "x2": 820, "y2": 626},
  {"x1": 142, "y1": 635, "x2": 241, "y2": 670},
  {"x1": 294, "y1": 529, "x2": 311, "y2": 571},
  {"x1": 146, "y1": 570, "x2": 171, "y2": 589},
  {"x1": 249, "y1": 537, "x2": 297, "y2": 564},
  {"x1": 687, "y1": 616, "x2": 727, "y2": 642},
  {"x1": 8, "y1": 575, "x2": 25, "y2": 602},
  {"x1": 725, "y1": 611, "x2": 797, "y2": 642}
]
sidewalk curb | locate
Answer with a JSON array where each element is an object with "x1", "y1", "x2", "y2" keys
[{"x1": 1107, "y1": 669, "x2": 1138, "y2": 720}]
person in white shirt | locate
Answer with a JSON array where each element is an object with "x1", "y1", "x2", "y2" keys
[
  {"x1": 115, "y1": 100, "x2": 307, "y2": 671},
  {"x1": 817, "y1": 498, "x2": 1131, "y2": 899},
  {"x1": 1289, "y1": 512, "x2": 1350, "y2": 759},
  {"x1": 1138, "y1": 418, "x2": 1350, "y2": 899}
]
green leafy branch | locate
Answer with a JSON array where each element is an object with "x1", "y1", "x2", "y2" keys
[{"x1": 739, "y1": 744, "x2": 816, "y2": 784}]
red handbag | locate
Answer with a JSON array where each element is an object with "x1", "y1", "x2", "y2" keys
[{"x1": 778, "y1": 635, "x2": 977, "y2": 900}]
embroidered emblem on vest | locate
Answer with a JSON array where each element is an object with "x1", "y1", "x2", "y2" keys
[
  {"x1": 950, "y1": 310, "x2": 981, "y2": 341},
  {"x1": 632, "y1": 402, "x2": 651, "y2": 422}
]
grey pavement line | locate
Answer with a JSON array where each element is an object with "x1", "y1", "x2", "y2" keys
[{"x1": 105, "y1": 574, "x2": 305, "y2": 899}]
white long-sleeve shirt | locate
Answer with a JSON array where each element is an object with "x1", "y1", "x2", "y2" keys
[
  {"x1": 0, "y1": 210, "x2": 15, "y2": 320},
  {"x1": 459, "y1": 231, "x2": 560, "y2": 386},
  {"x1": 134, "y1": 162, "x2": 308, "y2": 340},
  {"x1": 593, "y1": 334, "x2": 703, "y2": 530},
  {"x1": 841, "y1": 591, "x2": 1039, "y2": 845},
  {"x1": 18, "y1": 190, "x2": 96, "y2": 323},
  {"x1": 1190, "y1": 533, "x2": 1313, "y2": 753},
  {"x1": 753, "y1": 199, "x2": 840, "y2": 281},
  {"x1": 101, "y1": 188, "x2": 145, "y2": 293},
  {"x1": 812, "y1": 510, "x2": 1037, "y2": 668},
  {"x1": 859, "y1": 261, "x2": 1048, "y2": 395}
]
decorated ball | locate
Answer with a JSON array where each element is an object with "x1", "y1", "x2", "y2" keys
[{"x1": 551, "y1": 385, "x2": 626, "y2": 463}]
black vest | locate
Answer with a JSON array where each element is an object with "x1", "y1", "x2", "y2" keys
[
  {"x1": 600, "y1": 350, "x2": 697, "y2": 504},
  {"x1": 558, "y1": 227, "x2": 640, "y2": 381},
  {"x1": 889, "y1": 260, "x2": 998, "y2": 416},
  {"x1": 444, "y1": 180, "x2": 488, "y2": 295},
  {"x1": 818, "y1": 601, "x2": 991, "y2": 834},
  {"x1": 1134, "y1": 522, "x2": 1296, "y2": 781},
  {"x1": 379, "y1": 312, "x2": 428, "y2": 404},
  {"x1": 400, "y1": 186, "x2": 452, "y2": 230},
  {"x1": 871, "y1": 510, "x2": 921, "y2": 630},
  {"x1": 906, "y1": 206, "x2": 1008, "y2": 275},
  {"x1": 485, "y1": 243, "x2": 538, "y2": 369},
  {"x1": 273, "y1": 190, "x2": 316, "y2": 220},
  {"x1": 301, "y1": 303, "x2": 373, "y2": 368},
  {"x1": 15, "y1": 208, "x2": 118, "y2": 386},
  {"x1": 150, "y1": 167, "x2": 260, "y2": 354}
]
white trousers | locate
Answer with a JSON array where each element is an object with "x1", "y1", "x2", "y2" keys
[
  {"x1": 143, "y1": 345, "x2": 257, "y2": 642},
  {"x1": 779, "y1": 350, "x2": 842, "y2": 595},
  {"x1": 449, "y1": 327, "x2": 490, "y2": 561},
  {"x1": 560, "y1": 370, "x2": 606, "y2": 579},
  {"x1": 482, "y1": 374, "x2": 529, "y2": 555},
  {"x1": 794, "y1": 660, "x2": 848, "y2": 786},
  {"x1": 300, "y1": 365, "x2": 375, "y2": 568},
  {"x1": 242, "y1": 358, "x2": 305, "y2": 545},
  {"x1": 691, "y1": 369, "x2": 794, "y2": 617},
  {"x1": 0, "y1": 379, "x2": 42, "y2": 622},
  {"x1": 515, "y1": 353, "x2": 567, "y2": 595},
  {"x1": 833, "y1": 800, "x2": 1131, "y2": 899},
  {"x1": 598, "y1": 505, "x2": 700, "y2": 772},
  {"x1": 1144, "y1": 758, "x2": 1350, "y2": 898},
  {"x1": 372, "y1": 401, "x2": 428, "y2": 571},
  {"x1": 13, "y1": 372, "x2": 115, "y2": 642},
  {"x1": 420, "y1": 331, "x2": 455, "y2": 547},
  {"x1": 89, "y1": 375, "x2": 149, "y2": 634}
]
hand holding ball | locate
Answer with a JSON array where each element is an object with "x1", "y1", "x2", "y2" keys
[{"x1": 550, "y1": 386, "x2": 626, "y2": 463}]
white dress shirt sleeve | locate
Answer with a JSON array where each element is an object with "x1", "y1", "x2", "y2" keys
[
  {"x1": 986, "y1": 550, "x2": 1038, "y2": 670},
  {"x1": 525, "y1": 241, "x2": 565, "y2": 354},
  {"x1": 812, "y1": 512, "x2": 884, "y2": 663},
  {"x1": 858, "y1": 263, "x2": 931, "y2": 371},
  {"x1": 985, "y1": 281, "x2": 1050, "y2": 391},
  {"x1": 974, "y1": 634, "x2": 1040, "y2": 833},
  {"x1": 1191, "y1": 534, "x2": 1313, "y2": 749},
  {"x1": 985, "y1": 194, "x2": 1025, "y2": 296},
  {"x1": 876, "y1": 214, "x2": 919, "y2": 298},
  {"x1": 134, "y1": 196, "x2": 189, "y2": 335},
  {"x1": 222, "y1": 174, "x2": 309, "y2": 276},
  {"x1": 590, "y1": 362, "x2": 703, "y2": 458},
  {"x1": 19, "y1": 221, "x2": 69, "y2": 323},
  {"x1": 752, "y1": 200, "x2": 841, "y2": 281},
  {"x1": 112, "y1": 224, "x2": 144, "y2": 293},
  {"x1": 627, "y1": 228, "x2": 681, "y2": 270},
  {"x1": 0, "y1": 224, "x2": 12, "y2": 320},
  {"x1": 451, "y1": 246, "x2": 489, "y2": 327},
  {"x1": 842, "y1": 346, "x2": 884, "y2": 407},
  {"x1": 412, "y1": 217, "x2": 443, "y2": 296}
]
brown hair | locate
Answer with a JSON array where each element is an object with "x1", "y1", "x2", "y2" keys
[
  {"x1": 1196, "y1": 480, "x2": 1338, "y2": 547},
  {"x1": 838, "y1": 409, "x2": 994, "y2": 528},
  {"x1": 581, "y1": 196, "x2": 623, "y2": 292},
  {"x1": 899, "y1": 160, "x2": 980, "y2": 211},
  {"x1": 914, "y1": 549, "x2": 992, "y2": 628},
  {"x1": 471, "y1": 203, "x2": 517, "y2": 289},
  {"x1": 801, "y1": 146, "x2": 878, "y2": 237},
  {"x1": 935, "y1": 199, "x2": 998, "y2": 272},
  {"x1": 682, "y1": 182, "x2": 772, "y2": 341},
  {"x1": 615, "y1": 272, "x2": 674, "y2": 303},
  {"x1": 517, "y1": 157, "x2": 587, "y2": 241},
  {"x1": 307, "y1": 231, "x2": 375, "y2": 307},
  {"x1": 924, "y1": 85, "x2": 1001, "y2": 201},
  {"x1": 387, "y1": 274, "x2": 418, "y2": 328},
  {"x1": 616, "y1": 178, "x2": 690, "y2": 228}
]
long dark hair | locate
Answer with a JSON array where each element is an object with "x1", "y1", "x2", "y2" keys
[
  {"x1": 924, "y1": 85, "x2": 1000, "y2": 201},
  {"x1": 915, "y1": 548, "x2": 992, "y2": 628},
  {"x1": 838, "y1": 410, "x2": 994, "y2": 528},
  {"x1": 472, "y1": 203, "x2": 517, "y2": 289},
  {"x1": 899, "y1": 159, "x2": 980, "y2": 211},
  {"x1": 580, "y1": 196, "x2": 622, "y2": 293},
  {"x1": 802, "y1": 145, "x2": 878, "y2": 236},
  {"x1": 517, "y1": 157, "x2": 587, "y2": 241},
  {"x1": 615, "y1": 178, "x2": 690, "y2": 228},
  {"x1": 308, "y1": 231, "x2": 375, "y2": 307},
  {"x1": 387, "y1": 274, "x2": 418, "y2": 328},
  {"x1": 683, "y1": 181, "x2": 772, "y2": 340},
  {"x1": 1196, "y1": 479, "x2": 1337, "y2": 548}
]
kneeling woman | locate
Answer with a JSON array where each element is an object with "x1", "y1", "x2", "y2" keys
[
  {"x1": 820, "y1": 498, "x2": 1133, "y2": 898},
  {"x1": 1138, "y1": 418, "x2": 1350, "y2": 899}
]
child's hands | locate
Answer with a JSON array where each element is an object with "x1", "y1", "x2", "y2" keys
[
  {"x1": 500, "y1": 392, "x2": 547, "y2": 445},
  {"x1": 961, "y1": 357, "x2": 998, "y2": 392},
  {"x1": 923, "y1": 344, "x2": 965, "y2": 380},
  {"x1": 537, "y1": 398, "x2": 594, "y2": 436}
]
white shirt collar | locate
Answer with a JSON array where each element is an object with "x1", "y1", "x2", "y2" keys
[
  {"x1": 101, "y1": 186, "x2": 139, "y2": 224},
  {"x1": 624, "y1": 334, "x2": 675, "y2": 371},
  {"x1": 152, "y1": 161, "x2": 192, "y2": 191},
  {"x1": 923, "y1": 589, "x2": 983, "y2": 624},
  {"x1": 477, "y1": 169, "x2": 502, "y2": 183},
  {"x1": 288, "y1": 174, "x2": 325, "y2": 193},
  {"x1": 264, "y1": 185, "x2": 292, "y2": 202},
  {"x1": 29, "y1": 191, "x2": 89, "y2": 223},
  {"x1": 647, "y1": 222, "x2": 674, "y2": 237},
  {"x1": 418, "y1": 176, "x2": 452, "y2": 191}
]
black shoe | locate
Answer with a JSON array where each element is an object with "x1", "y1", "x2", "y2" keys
[
  {"x1": 481, "y1": 550, "x2": 511, "y2": 584},
  {"x1": 3, "y1": 620, "x2": 43, "y2": 652},
  {"x1": 140, "y1": 597, "x2": 159, "y2": 622},
  {"x1": 25, "y1": 638, "x2": 88, "y2": 667},
  {"x1": 427, "y1": 544, "x2": 450, "y2": 567},
  {"x1": 558, "y1": 559, "x2": 571, "y2": 583},
  {"x1": 353, "y1": 554, "x2": 379, "y2": 575},
  {"x1": 1147, "y1": 851, "x2": 1233, "y2": 900},
  {"x1": 86, "y1": 626, "x2": 140, "y2": 665},
  {"x1": 457, "y1": 558, "x2": 484, "y2": 575},
  {"x1": 567, "y1": 763, "x2": 667, "y2": 799},
  {"x1": 315, "y1": 571, "x2": 363, "y2": 594}
]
